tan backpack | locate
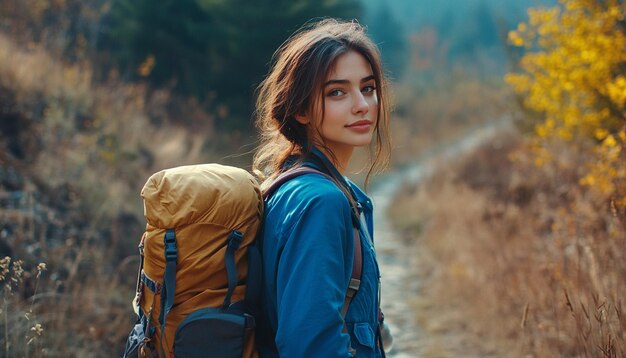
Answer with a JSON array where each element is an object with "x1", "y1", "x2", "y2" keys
[
  {"x1": 122, "y1": 164, "x2": 363, "y2": 358},
  {"x1": 126, "y1": 164, "x2": 262, "y2": 358}
]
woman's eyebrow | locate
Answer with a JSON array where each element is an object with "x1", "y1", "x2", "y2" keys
[
  {"x1": 361, "y1": 75, "x2": 376, "y2": 83},
  {"x1": 323, "y1": 75, "x2": 376, "y2": 87}
]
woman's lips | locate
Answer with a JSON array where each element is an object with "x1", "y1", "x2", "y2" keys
[{"x1": 346, "y1": 120, "x2": 372, "y2": 132}]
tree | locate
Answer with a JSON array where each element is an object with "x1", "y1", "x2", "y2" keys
[
  {"x1": 506, "y1": 0, "x2": 626, "y2": 205},
  {"x1": 446, "y1": 2, "x2": 503, "y2": 69},
  {"x1": 366, "y1": 3, "x2": 409, "y2": 79},
  {"x1": 100, "y1": 0, "x2": 362, "y2": 131}
]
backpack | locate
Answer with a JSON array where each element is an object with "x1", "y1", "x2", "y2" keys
[{"x1": 122, "y1": 163, "x2": 364, "y2": 358}]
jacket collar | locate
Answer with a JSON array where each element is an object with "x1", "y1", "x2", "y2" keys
[
  {"x1": 306, "y1": 148, "x2": 374, "y2": 209},
  {"x1": 284, "y1": 148, "x2": 372, "y2": 211}
]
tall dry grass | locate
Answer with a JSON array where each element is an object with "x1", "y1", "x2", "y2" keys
[
  {"x1": 390, "y1": 130, "x2": 626, "y2": 357},
  {"x1": 0, "y1": 30, "x2": 230, "y2": 356},
  {"x1": 390, "y1": 72, "x2": 512, "y2": 167}
]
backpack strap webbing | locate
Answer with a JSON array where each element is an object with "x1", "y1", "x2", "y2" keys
[
  {"x1": 223, "y1": 230, "x2": 244, "y2": 308},
  {"x1": 132, "y1": 233, "x2": 147, "y2": 315},
  {"x1": 159, "y1": 228, "x2": 177, "y2": 357},
  {"x1": 263, "y1": 166, "x2": 363, "y2": 319},
  {"x1": 341, "y1": 227, "x2": 362, "y2": 318},
  {"x1": 262, "y1": 166, "x2": 327, "y2": 200}
]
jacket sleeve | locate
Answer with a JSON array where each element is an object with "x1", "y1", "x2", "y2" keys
[{"x1": 274, "y1": 185, "x2": 354, "y2": 357}]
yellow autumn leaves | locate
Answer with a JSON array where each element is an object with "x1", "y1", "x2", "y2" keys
[
  {"x1": 506, "y1": 0, "x2": 626, "y2": 203},
  {"x1": 607, "y1": 75, "x2": 626, "y2": 108}
]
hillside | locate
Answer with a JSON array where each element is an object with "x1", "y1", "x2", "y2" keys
[{"x1": 0, "y1": 30, "x2": 222, "y2": 355}]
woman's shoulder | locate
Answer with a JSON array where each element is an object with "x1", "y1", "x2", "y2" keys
[
  {"x1": 264, "y1": 173, "x2": 352, "y2": 232},
  {"x1": 272, "y1": 172, "x2": 347, "y2": 204},
  {"x1": 264, "y1": 172, "x2": 353, "y2": 221}
]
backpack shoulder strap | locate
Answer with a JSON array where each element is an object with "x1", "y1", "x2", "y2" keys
[
  {"x1": 263, "y1": 166, "x2": 363, "y2": 318},
  {"x1": 263, "y1": 166, "x2": 325, "y2": 199},
  {"x1": 159, "y1": 228, "x2": 177, "y2": 357}
]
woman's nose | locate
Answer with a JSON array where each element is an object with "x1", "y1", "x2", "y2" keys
[{"x1": 352, "y1": 92, "x2": 369, "y2": 115}]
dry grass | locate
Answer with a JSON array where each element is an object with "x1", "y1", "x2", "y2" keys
[
  {"x1": 0, "y1": 3, "x2": 256, "y2": 355},
  {"x1": 390, "y1": 130, "x2": 626, "y2": 357},
  {"x1": 0, "y1": 30, "x2": 233, "y2": 356},
  {"x1": 390, "y1": 74, "x2": 512, "y2": 167},
  {"x1": 0, "y1": 31, "x2": 218, "y2": 215}
]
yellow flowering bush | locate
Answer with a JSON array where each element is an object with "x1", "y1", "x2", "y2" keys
[{"x1": 506, "y1": 0, "x2": 626, "y2": 205}]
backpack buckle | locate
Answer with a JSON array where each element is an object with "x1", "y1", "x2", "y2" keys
[
  {"x1": 164, "y1": 229, "x2": 177, "y2": 261},
  {"x1": 228, "y1": 230, "x2": 243, "y2": 250},
  {"x1": 244, "y1": 313, "x2": 256, "y2": 329}
]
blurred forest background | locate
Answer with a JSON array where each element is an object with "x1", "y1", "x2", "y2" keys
[{"x1": 0, "y1": 0, "x2": 624, "y2": 356}]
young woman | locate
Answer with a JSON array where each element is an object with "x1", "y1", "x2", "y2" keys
[{"x1": 253, "y1": 18, "x2": 392, "y2": 357}]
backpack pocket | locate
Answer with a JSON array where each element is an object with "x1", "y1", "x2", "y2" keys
[
  {"x1": 123, "y1": 313, "x2": 156, "y2": 358},
  {"x1": 353, "y1": 322, "x2": 376, "y2": 349},
  {"x1": 173, "y1": 306, "x2": 255, "y2": 357}
]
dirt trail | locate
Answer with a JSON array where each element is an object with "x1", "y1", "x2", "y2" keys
[{"x1": 371, "y1": 120, "x2": 512, "y2": 357}]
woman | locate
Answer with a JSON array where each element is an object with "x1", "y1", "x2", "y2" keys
[{"x1": 253, "y1": 18, "x2": 392, "y2": 357}]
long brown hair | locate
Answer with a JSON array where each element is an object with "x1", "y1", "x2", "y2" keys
[{"x1": 253, "y1": 18, "x2": 391, "y2": 187}]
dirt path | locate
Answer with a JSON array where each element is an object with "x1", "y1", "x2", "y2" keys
[{"x1": 371, "y1": 120, "x2": 512, "y2": 357}]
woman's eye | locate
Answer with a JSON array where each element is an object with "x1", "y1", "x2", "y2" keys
[
  {"x1": 362, "y1": 85, "x2": 376, "y2": 94},
  {"x1": 328, "y1": 89, "x2": 345, "y2": 97}
]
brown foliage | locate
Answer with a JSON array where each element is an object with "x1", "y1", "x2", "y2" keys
[
  {"x1": 0, "y1": 30, "x2": 222, "y2": 356},
  {"x1": 391, "y1": 76, "x2": 512, "y2": 167},
  {"x1": 391, "y1": 130, "x2": 626, "y2": 356}
]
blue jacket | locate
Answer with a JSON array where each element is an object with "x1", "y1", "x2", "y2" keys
[{"x1": 257, "y1": 150, "x2": 383, "y2": 357}]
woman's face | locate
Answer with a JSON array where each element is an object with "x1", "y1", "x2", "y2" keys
[{"x1": 298, "y1": 50, "x2": 379, "y2": 163}]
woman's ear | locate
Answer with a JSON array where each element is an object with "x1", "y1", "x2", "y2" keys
[{"x1": 295, "y1": 113, "x2": 310, "y2": 125}]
